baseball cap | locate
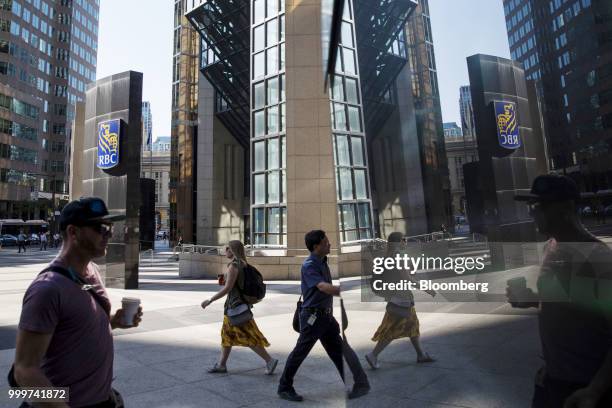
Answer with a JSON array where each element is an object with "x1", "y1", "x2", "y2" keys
[
  {"x1": 514, "y1": 174, "x2": 580, "y2": 203},
  {"x1": 59, "y1": 197, "x2": 126, "y2": 231}
]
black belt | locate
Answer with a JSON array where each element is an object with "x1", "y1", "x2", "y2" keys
[{"x1": 303, "y1": 307, "x2": 333, "y2": 315}]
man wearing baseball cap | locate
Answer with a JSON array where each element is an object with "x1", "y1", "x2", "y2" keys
[
  {"x1": 11, "y1": 197, "x2": 143, "y2": 407},
  {"x1": 509, "y1": 175, "x2": 612, "y2": 407}
]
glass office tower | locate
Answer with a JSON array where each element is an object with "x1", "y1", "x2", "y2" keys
[
  {"x1": 0, "y1": 0, "x2": 99, "y2": 220},
  {"x1": 185, "y1": 0, "x2": 448, "y2": 247},
  {"x1": 503, "y1": 0, "x2": 612, "y2": 191}
]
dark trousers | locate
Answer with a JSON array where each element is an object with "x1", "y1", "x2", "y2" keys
[
  {"x1": 279, "y1": 311, "x2": 368, "y2": 392},
  {"x1": 532, "y1": 374, "x2": 612, "y2": 408},
  {"x1": 18, "y1": 242, "x2": 26, "y2": 253}
]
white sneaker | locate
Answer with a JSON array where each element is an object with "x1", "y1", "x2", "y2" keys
[
  {"x1": 365, "y1": 353, "x2": 379, "y2": 370},
  {"x1": 265, "y1": 358, "x2": 279, "y2": 375}
]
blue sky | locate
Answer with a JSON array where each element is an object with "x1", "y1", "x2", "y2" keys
[
  {"x1": 429, "y1": 0, "x2": 511, "y2": 125},
  {"x1": 96, "y1": 0, "x2": 510, "y2": 139}
]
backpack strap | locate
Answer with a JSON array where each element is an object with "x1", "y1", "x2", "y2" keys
[
  {"x1": 40, "y1": 265, "x2": 109, "y2": 316},
  {"x1": 8, "y1": 266, "x2": 110, "y2": 389}
]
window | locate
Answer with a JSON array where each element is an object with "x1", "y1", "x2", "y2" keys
[
  {"x1": 253, "y1": 24, "x2": 264, "y2": 51},
  {"x1": 266, "y1": 46, "x2": 277, "y2": 75},
  {"x1": 266, "y1": 19, "x2": 277, "y2": 47}
]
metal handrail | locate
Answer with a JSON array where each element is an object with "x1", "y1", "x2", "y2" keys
[{"x1": 403, "y1": 231, "x2": 453, "y2": 243}]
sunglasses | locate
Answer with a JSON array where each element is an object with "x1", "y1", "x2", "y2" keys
[{"x1": 83, "y1": 223, "x2": 113, "y2": 236}]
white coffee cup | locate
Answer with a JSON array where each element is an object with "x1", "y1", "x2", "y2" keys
[{"x1": 121, "y1": 297, "x2": 141, "y2": 327}]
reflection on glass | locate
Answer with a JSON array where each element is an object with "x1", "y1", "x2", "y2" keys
[
  {"x1": 255, "y1": 234, "x2": 265, "y2": 245},
  {"x1": 254, "y1": 52, "x2": 265, "y2": 78},
  {"x1": 267, "y1": 105, "x2": 279, "y2": 134},
  {"x1": 280, "y1": 74, "x2": 285, "y2": 101},
  {"x1": 280, "y1": 15, "x2": 285, "y2": 41},
  {"x1": 254, "y1": 141, "x2": 265, "y2": 171},
  {"x1": 254, "y1": 0, "x2": 265, "y2": 23},
  {"x1": 340, "y1": 167, "x2": 353, "y2": 200},
  {"x1": 351, "y1": 136, "x2": 364, "y2": 166},
  {"x1": 267, "y1": 234, "x2": 280, "y2": 245},
  {"x1": 267, "y1": 46, "x2": 278, "y2": 75},
  {"x1": 267, "y1": 0, "x2": 277, "y2": 17},
  {"x1": 341, "y1": 21, "x2": 354, "y2": 47},
  {"x1": 254, "y1": 110, "x2": 265, "y2": 137},
  {"x1": 254, "y1": 174, "x2": 265, "y2": 204},
  {"x1": 281, "y1": 171, "x2": 286, "y2": 203},
  {"x1": 332, "y1": 76, "x2": 344, "y2": 101},
  {"x1": 267, "y1": 77, "x2": 278, "y2": 104},
  {"x1": 361, "y1": 228, "x2": 372, "y2": 239},
  {"x1": 335, "y1": 135, "x2": 350, "y2": 166},
  {"x1": 268, "y1": 137, "x2": 279, "y2": 169},
  {"x1": 254, "y1": 208, "x2": 265, "y2": 233},
  {"x1": 266, "y1": 19, "x2": 277, "y2": 47},
  {"x1": 345, "y1": 230, "x2": 359, "y2": 242},
  {"x1": 268, "y1": 171, "x2": 279, "y2": 203},
  {"x1": 345, "y1": 77, "x2": 358, "y2": 104},
  {"x1": 354, "y1": 169, "x2": 367, "y2": 199},
  {"x1": 280, "y1": 46, "x2": 285, "y2": 70},
  {"x1": 343, "y1": 48, "x2": 356, "y2": 75},
  {"x1": 347, "y1": 105, "x2": 362, "y2": 132},
  {"x1": 280, "y1": 103, "x2": 286, "y2": 132},
  {"x1": 281, "y1": 136, "x2": 286, "y2": 168},
  {"x1": 282, "y1": 207, "x2": 287, "y2": 232},
  {"x1": 268, "y1": 207, "x2": 280, "y2": 233},
  {"x1": 358, "y1": 202, "x2": 371, "y2": 228},
  {"x1": 342, "y1": 0, "x2": 351, "y2": 20},
  {"x1": 254, "y1": 24, "x2": 265, "y2": 51},
  {"x1": 254, "y1": 81, "x2": 265, "y2": 108},
  {"x1": 333, "y1": 103, "x2": 347, "y2": 131},
  {"x1": 342, "y1": 203, "x2": 357, "y2": 229}
]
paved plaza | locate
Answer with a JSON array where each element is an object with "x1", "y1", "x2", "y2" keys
[{"x1": 1, "y1": 227, "x2": 611, "y2": 407}]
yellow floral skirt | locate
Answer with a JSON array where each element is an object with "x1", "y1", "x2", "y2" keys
[
  {"x1": 371, "y1": 307, "x2": 420, "y2": 342},
  {"x1": 221, "y1": 315, "x2": 270, "y2": 348}
]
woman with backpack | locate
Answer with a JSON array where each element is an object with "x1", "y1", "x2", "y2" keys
[{"x1": 200, "y1": 240, "x2": 278, "y2": 375}]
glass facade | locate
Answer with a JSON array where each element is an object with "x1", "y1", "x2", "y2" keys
[
  {"x1": 250, "y1": 0, "x2": 286, "y2": 246},
  {"x1": 0, "y1": 0, "x2": 98, "y2": 219},
  {"x1": 330, "y1": 0, "x2": 373, "y2": 243},
  {"x1": 503, "y1": 0, "x2": 612, "y2": 192},
  {"x1": 405, "y1": 0, "x2": 452, "y2": 232},
  {"x1": 170, "y1": 0, "x2": 200, "y2": 243}
]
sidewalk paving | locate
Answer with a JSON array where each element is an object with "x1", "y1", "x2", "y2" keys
[{"x1": 0, "y1": 243, "x2": 543, "y2": 407}]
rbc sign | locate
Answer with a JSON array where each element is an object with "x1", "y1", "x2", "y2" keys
[
  {"x1": 97, "y1": 119, "x2": 121, "y2": 169},
  {"x1": 494, "y1": 101, "x2": 521, "y2": 150}
]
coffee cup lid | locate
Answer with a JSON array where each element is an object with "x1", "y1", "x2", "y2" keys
[{"x1": 121, "y1": 297, "x2": 141, "y2": 303}]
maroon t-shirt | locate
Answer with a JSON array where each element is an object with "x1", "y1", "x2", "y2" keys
[{"x1": 18, "y1": 260, "x2": 114, "y2": 407}]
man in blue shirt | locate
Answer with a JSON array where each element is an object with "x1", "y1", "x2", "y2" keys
[{"x1": 278, "y1": 230, "x2": 369, "y2": 402}]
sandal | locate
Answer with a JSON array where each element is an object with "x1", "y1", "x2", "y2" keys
[
  {"x1": 207, "y1": 363, "x2": 227, "y2": 373},
  {"x1": 417, "y1": 353, "x2": 436, "y2": 363}
]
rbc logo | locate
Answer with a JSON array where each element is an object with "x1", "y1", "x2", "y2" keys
[
  {"x1": 97, "y1": 119, "x2": 121, "y2": 169},
  {"x1": 494, "y1": 101, "x2": 521, "y2": 150}
]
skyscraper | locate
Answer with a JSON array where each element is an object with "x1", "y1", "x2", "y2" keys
[
  {"x1": 169, "y1": 0, "x2": 200, "y2": 244},
  {"x1": 405, "y1": 0, "x2": 452, "y2": 232},
  {"x1": 503, "y1": 0, "x2": 612, "y2": 191},
  {"x1": 183, "y1": 0, "x2": 448, "y2": 247},
  {"x1": 459, "y1": 85, "x2": 476, "y2": 138},
  {"x1": 141, "y1": 100, "x2": 152, "y2": 152},
  {"x1": 0, "y1": 0, "x2": 99, "y2": 220}
]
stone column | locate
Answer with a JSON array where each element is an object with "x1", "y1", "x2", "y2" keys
[{"x1": 285, "y1": 0, "x2": 340, "y2": 253}]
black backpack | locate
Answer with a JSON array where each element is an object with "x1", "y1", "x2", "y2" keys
[{"x1": 238, "y1": 264, "x2": 266, "y2": 304}]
